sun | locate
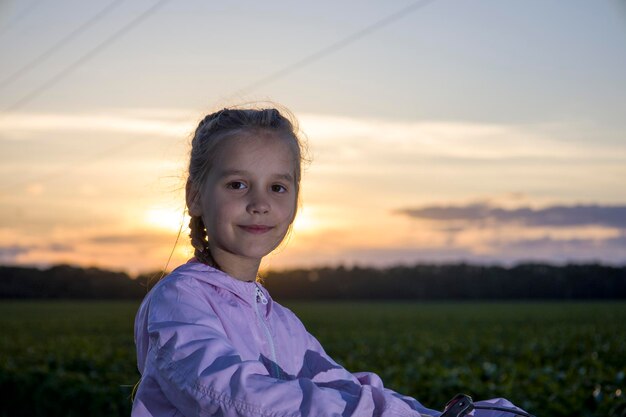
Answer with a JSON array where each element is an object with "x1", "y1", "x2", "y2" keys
[
  {"x1": 292, "y1": 207, "x2": 319, "y2": 234},
  {"x1": 144, "y1": 206, "x2": 188, "y2": 233}
]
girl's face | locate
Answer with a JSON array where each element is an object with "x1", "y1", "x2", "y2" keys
[{"x1": 189, "y1": 130, "x2": 298, "y2": 267}]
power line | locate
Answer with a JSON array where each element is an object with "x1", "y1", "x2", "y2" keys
[
  {"x1": 0, "y1": 0, "x2": 171, "y2": 114},
  {"x1": 229, "y1": 0, "x2": 437, "y2": 99},
  {"x1": 0, "y1": 0, "x2": 436, "y2": 192},
  {"x1": 0, "y1": 0, "x2": 125, "y2": 91}
]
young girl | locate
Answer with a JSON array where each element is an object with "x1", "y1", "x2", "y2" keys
[{"x1": 132, "y1": 106, "x2": 529, "y2": 417}]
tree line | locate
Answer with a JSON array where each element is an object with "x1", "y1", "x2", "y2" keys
[
  {"x1": 264, "y1": 263, "x2": 626, "y2": 300},
  {"x1": 1, "y1": 262, "x2": 625, "y2": 300}
]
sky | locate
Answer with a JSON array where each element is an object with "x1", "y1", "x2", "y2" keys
[{"x1": 1, "y1": 0, "x2": 625, "y2": 275}]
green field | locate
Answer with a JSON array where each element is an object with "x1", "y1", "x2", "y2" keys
[{"x1": 0, "y1": 301, "x2": 624, "y2": 416}]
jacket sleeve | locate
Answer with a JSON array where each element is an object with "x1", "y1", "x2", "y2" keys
[
  {"x1": 300, "y1": 333, "x2": 531, "y2": 417},
  {"x1": 299, "y1": 326, "x2": 442, "y2": 417},
  {"x1": 142, "y1": 278, "x2": 426, "y2": 417}
]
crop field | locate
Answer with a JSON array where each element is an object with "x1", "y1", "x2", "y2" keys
[{"x1": 0, "y1": 301, "x2": 624, "y2": 417}]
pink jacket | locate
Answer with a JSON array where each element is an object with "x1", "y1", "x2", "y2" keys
[{"x1": 132, "y1": 260, "x2": 526, "y2": 417}]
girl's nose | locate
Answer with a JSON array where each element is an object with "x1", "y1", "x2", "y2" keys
[{"x1": 246, "y1": 193, "x2": 270, "y2": 215}]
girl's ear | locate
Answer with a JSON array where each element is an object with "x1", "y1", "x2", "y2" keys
[{"x1": 186, "y1": 179, "x2": 202, "y2": 217}]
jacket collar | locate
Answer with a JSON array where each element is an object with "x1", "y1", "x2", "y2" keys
[{"x1": 174, "y1": 259, "x2": 273, "y2": 312}]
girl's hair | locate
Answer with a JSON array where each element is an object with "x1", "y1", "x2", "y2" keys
[{"x1": 186, "y1": 106, "x2": 306, "y2": 269}]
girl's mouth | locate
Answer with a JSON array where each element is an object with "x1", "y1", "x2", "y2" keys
[{"x1": 239, "y1": 225, "x2": 273, "y2": 234}]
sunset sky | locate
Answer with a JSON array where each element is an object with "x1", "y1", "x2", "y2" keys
[{"x1": 1, "y1": 0, "x2": 625, "y2": 275}]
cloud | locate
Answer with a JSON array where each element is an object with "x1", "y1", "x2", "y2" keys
[
  {"x1": 46, "y1": 243, "x2": 73, "y2": 252},
  {"x1": 87, "y1": 230, "x2": 177, "y2": 246},
  {"x1": 4, "y1": 110, "x2": 624, "y2": 162},
  {"x1": 396, "y1": 203, "x2": 626, "y2": 229},
  {"x1": 0, "y1": 229, "x2": 189, "y2": 274},
  {"x1": 498, "y1": 234, "x2": 626, "y2": 251},
  {"x1": 294, "y1": 233, "x2": 626, "y2": 268},
  {"x1": 299, "y1": 114, "x2": 626, "y2": 162},
  {"x1": 0, "y1": 242, "x2": 73, "y2": 263},
  {"x1": 486, "y1": 233, "x2": 626, "y2": 265},
  {"x1": 274, "y1": 233, "x2": 626, "y2": 268},
  {"x1": 0, "y1": 245, "x2": 31, "y2": 262},
  {"x1": 0, "y1": 110, "x2": 196, "y2": 139}
]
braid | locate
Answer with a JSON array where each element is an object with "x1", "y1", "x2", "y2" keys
[{"x1": 188, "y1": 215, "x2": 219, "y2": 268}]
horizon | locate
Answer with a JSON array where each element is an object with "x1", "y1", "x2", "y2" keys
[{"x1": 3, "y1": 258, "x2": 625, "y2": 281}]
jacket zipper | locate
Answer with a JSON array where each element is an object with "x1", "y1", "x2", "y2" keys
[{"x1": 254, "y1": 284, "x2": 280, "y2": 378}]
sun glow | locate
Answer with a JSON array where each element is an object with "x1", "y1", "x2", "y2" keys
[
  {"x1": 292, "y1": 207, "x2": 320, "y2": 234},
  {"x1": 144, "y1": 207, "x2": 188, "y2": 233}
]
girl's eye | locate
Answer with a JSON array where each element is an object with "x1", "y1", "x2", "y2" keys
[
  {"x1": 271, "y1": 184, "x2": 287, "y2": 193},
  {"x1": 226, "y1": 181, "x2": 247, "y2": 190}
]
